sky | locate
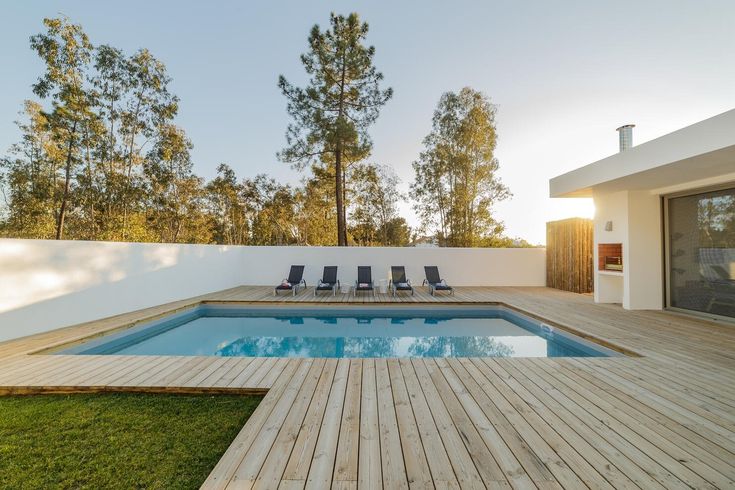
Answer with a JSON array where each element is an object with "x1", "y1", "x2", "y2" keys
[{"x1": 2, "y1": 1, "x2": 734, "y2": 244}]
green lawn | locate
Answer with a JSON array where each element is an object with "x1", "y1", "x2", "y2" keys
[{"x1": 0, "y1": 393, "x2": 262, "y2": 489}]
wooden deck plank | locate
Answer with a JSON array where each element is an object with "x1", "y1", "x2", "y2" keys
[
  {"x1": 202, "y1": 358, "x2": 302, "y2": 490},
  {"x1": 466, "y1": 358, "x2": 620, "y2": 488},
  {"x1": 410, "y1": 358, "x2": 486, "y2": 488},
  {"x1": 398, "y1": 358, "x2": 460, "y2": 488},
  {"x1": 332, "y1": 359, "x2": 362, "y2": 484},
  {"x1": 444, "y1": 358, "x2": 556, "y2": 485},
  {"x1": 537, "y1": 358, "x2": 735, "y2": 487},
  {"x1": 493, "y1": 358, "x2": 686, "y2": 489},
  {"x1": 374, "y1": 359, "x2": 409, "y2": 489},
  {"x1": 281, "y1": 358, "x2": 338, "y2": 483},
  {"x1": 554, "y1": 359, "x2": 735, "y2": 478},
  {"x1": 386, "y1": 358, "x2": 432, "y2": 489},
  {"x1": 304, "y1": 358, "x2": 350, "y2": 489},
  {"x1": 358, "y1": 359, "x2": 382, "y2": 490},
  {"x1": 252, "y1": 359, "x2": 326, "y2": 490}
]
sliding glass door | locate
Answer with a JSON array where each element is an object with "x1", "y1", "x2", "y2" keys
[{"x1": 666, "y1": 185, "x2": 735, "y2": 319}]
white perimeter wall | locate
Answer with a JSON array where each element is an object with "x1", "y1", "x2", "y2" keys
[
  {"x1": 0, "y1": 239, "x2": 243, "y2": 343},
  {"x1": 0, "y1": 239, "x2": 546, "y2": 343}
]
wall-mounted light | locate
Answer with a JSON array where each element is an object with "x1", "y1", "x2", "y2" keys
[{"x1": 605, "y1": 221, "x2": 613, "y2": 231}]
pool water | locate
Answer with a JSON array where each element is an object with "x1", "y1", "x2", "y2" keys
[{"x1": 59, "y1": 305, "x2": 619, "y2": 358}]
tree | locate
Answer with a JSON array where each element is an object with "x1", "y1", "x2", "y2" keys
[
  {"x1": 205, "y1": 164, "x2": 248, "y2": 245},
  {"x1": 0, "y1": 101, "x2": 57, "y2": 238},
  {"x1": 30, "y1": 17, "x2": 96, "y2": 239},
  {"x1": 118, "y1": 49, "x2": 179, "y2": 240},
  {"x1": 411, "y1": 87, "x2": 511, "y2": 247},
  {"x1": 278, "y1": 12, "x2": 392, "y2": 246},
  {"x1": 244, "y1": 174, "x2": 299, "y2": 246},
  {"x1": 144, "y1": 124, "x2": 211, "y2": 243},
  {"x1": 293, "y1": 170, "x2": 339, "y2": 246},
  {"x1": 349, "y1": 163, "x2": 409, "y2": 246}
]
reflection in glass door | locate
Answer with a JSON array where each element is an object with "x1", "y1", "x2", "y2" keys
[{"x1": 667, "y1": 186, "x2": 735, "y2": 318}]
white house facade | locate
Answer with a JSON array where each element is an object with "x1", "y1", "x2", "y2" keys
[{"x1": 550, "y1": 109, "x2": 735, "y2": 320}]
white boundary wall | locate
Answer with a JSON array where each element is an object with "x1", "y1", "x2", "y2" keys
[{"x1": 0, "y1": 238, "x2": 546, "y2": 342}]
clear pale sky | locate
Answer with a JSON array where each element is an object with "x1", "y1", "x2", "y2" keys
[{"x1": 2, "y1": 1, "x2": 734, "y2": 244}]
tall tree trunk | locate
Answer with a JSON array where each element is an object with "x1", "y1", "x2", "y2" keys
[
  {"x1": 335, "y1": 47, "x2": 348, "y2": 247},
  {"x1": 342, "y1": 164, "x2": 348, "y2": 245},
  {"x1": 122, "y1": 99, "x2": 142, "y2": 241},
  {"x1": 56, "y1": 121, "x2": 77, "y2": 240},
  {"x1": 335, "y1": 143, "x2": 346, "y2": 246}
]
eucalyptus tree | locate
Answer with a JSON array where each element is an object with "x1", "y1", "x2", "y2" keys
[
  {"x1": 411, "y1": 87, "x2": 511, "y2": 247},
  {"x1": 295, "y1": 170, "x2": 339, "y2": 246},
  {"x1": 278, "y1": 12, "x2": 392, "y2": 246},
  {"x1": 118, "y1": 49, "x2": 179, "y2": 240},
  {"x1": 144, "y1": 124, "x2": 210, "y2": 243},
  {"x1": 205, "y1": 164, "x2": 248, "y2": 245},
  {"x1": 246, "y1": 175, "x2": 298, "y2": 246},
  {"x1": 350, "y1": 163, "x2": 406, "y2": 246},
  {"x1": 90, "y1": 44, "x2": 129, "y2": 229},
  {"x1": 30, "y1": 17, "x2": 96, "y2": 239},
  {"x1": 0, "y1": 101, "x2": 57, "y2": 237}
]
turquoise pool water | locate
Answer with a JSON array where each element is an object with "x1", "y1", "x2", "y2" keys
[{"x1": 58, "y1": 305, "x2": 619, "y2": 358}]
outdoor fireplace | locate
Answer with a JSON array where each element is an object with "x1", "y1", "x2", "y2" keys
[{"x1": 598, "y1": 243, "x2": 623, "y2": 271}]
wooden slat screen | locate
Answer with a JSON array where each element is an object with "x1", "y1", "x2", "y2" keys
[{"x1": 546, "y1": 218, "x2": 594, "y2": 293}]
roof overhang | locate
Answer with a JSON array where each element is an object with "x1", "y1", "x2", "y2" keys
[{"x1": 550, "y1": 109, "x2": 735, "y2": 198}]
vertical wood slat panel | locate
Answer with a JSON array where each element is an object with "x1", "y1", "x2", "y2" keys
[{"x1": 546, "y1": 218, "x2": 593, "y2": 293}]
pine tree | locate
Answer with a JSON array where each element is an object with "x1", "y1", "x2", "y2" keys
[{"x1": 278, "y1": 13, "x2": 392, "y2": 246}]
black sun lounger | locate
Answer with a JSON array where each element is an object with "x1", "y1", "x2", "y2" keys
[
  {"x1": 353, "y1": 266, "x2": 375, "y2": 297},
  {"x1": 275, "y1": 265, "x2": 306, "y2": 296},
  {"x1": 423, "y1": 266, "x2": 453, "y2": 295},
  {"x1": 390, "y1": 266, "x2": 414, "y2": 296},
  {"x1": 315, "y1": 266, "x2": 340, "y2": 296}
]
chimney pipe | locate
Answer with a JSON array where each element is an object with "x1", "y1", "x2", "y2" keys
[{"x1": 616, "y1": 124, "x2": 635, "y2": 152}]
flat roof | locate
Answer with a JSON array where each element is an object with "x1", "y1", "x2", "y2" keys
[{"x1": 550, "y1": 109, "x2": 735, "y2": 197}]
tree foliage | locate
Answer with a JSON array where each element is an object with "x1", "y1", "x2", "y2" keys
[
  {"x1": 411, "y1": 87, "x2": 511, "y2": 247},
  {"x1": 349, "y1": 164, "x2": 410, "y2": 246}
]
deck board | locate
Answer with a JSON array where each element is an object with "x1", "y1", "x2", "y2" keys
[{"x1": 1, "y1": 285, "x2": 734, "y2": 488}]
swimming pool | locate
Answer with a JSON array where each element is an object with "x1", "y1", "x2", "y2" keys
[{"x1": 57, "y1": 305, "x2": 620, "y2": 358}]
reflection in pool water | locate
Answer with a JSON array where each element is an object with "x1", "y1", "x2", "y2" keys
[{"x1": 215, "y1": 334, "x2": 516, "y2": 358}]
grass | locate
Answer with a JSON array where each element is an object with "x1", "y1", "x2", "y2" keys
[{"x1": 0, "y1": 393, "x2": 262, "y2": 489}]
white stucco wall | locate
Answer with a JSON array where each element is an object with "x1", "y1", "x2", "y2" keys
[
  {"x1": 593, "y1": 190, "x2": 627, "y2": 304},
  {"x1": 592, "y1": 189, "x2": 664, "y2": 310},
  {"x1": 0, "y1": 239, "x2": 546, "y2": 343},
  {"x1": 236, "y1": 246, "x2": 546, "y2": 288},
  {"x1": 0, "y1": 239, "x2": 243, "y2": 343},
  {"x1": 624, "y1": 191, "x2": 663, "y2": 310}
]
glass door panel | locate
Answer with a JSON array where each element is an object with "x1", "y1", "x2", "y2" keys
[{"x1": 668, "y1": 186, "x2": 735, "y2": 318}]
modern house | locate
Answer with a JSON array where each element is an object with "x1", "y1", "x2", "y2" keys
[{"x1": 550, "y1": 109, "x2": 735, "y2": 320}]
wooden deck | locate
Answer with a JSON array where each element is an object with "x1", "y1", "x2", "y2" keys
[{"x1": 1, "y1": 286, "x2": 734, "y2": 489}]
